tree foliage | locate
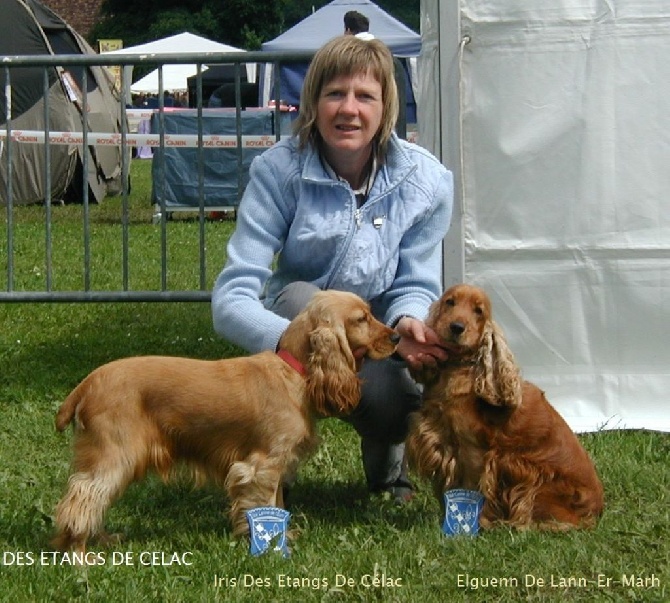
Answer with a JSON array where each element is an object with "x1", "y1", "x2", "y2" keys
[
  {"x1": 88, "y1": 0, "x2": 419, "y2": 50},
  {"x1": 281, "y1": 0, "x2": 419, "y2": 33},
  {"x1": 89, "y1": 0, "x2": 290, "y2": 50}
]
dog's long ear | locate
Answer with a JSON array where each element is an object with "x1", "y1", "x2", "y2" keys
[
  {"x1": 474, "y1": 320, "x2": 522, "y2": 407},
  {"x1": 306, "y1": 325, "x2": 361, "y2": 417}
]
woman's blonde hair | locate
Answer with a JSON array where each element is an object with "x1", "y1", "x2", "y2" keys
[{"x1": 293, "y1": 35, "x2": 399, "y2": 163}]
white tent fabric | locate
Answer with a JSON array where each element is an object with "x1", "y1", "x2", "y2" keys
[
  {"x1": 102, "y1": 32, "x2": 254, "y2": 94},
  {"x1": 129, "y1": 64, "x2": 209, "y2": 93},
  {"x1": 104, "y1": 32, "x2": 238, "y2": 56},
  {"x1": 419, "y1": 0, "x2": 670, "y2": 433}
]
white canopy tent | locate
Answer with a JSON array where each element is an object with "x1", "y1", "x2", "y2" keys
[
  {"x1": 102, "y1": 32, "x2": 254, "y2": 95},
  {"x1": 419, "y1": 0, "x2": 670, "y2": 433},
  {"x1": 129, "y1": 64, "x2": 209, "y2": 94}
]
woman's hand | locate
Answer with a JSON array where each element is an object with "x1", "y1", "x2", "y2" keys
[{"x1": 394, "y1": 316, "x2": 448, "y2": 372}]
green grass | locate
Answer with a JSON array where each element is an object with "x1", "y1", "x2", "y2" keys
[
  {"x1": 0, "y1": 160, "x2": 668, "y2": 602},
  {"x1": 2, "y1": 160, "x2": 235, "y2": 295}
]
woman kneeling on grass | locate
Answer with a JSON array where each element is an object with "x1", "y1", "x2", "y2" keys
[{"x1": 212, "y1": 35, "x2": 453, "y2": 503}]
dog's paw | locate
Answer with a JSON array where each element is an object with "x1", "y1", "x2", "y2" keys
[{"x1": 96, "y1": 531, "x2": 125, "y2": 547}]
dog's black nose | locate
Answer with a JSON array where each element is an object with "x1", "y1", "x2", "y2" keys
[
  {"x1": 449, "y1": 322, "x2": 465, "y2": 336},
  {"x1": 390, "y1": 332, "x2": 401, "y2": 344}
]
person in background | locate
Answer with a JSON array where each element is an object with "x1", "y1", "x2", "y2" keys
[
  {"x1": 212, "y1": 35, "x2": 453, "y2": 503},
  {"x1": 344, "y1": 10, "x2": 373, "y2": 39}
]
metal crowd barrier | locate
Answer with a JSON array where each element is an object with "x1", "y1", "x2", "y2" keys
[{"x1": 0, "y1": 50, "x2": 311, "y2": 303}]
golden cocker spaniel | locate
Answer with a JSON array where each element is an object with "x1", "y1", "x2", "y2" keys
[
  {"x1": 53, "y1": 290, "x2": 398, "y2": 552},
  {"x1": 407, "y1": 284, "x2": 604, "y2": 530}
]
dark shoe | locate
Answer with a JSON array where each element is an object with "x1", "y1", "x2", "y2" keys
[{"x1": 373, "y1": 478, "x2": 415, "y2": 505}]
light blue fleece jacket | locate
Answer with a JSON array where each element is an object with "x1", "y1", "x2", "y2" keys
[{"x1": 211, "y1": 132, "x2": 454, "y2": 354}]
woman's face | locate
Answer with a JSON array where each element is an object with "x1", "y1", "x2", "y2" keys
[{"x1": 316, "y1": 70, "x2": 383, "y2": 163}]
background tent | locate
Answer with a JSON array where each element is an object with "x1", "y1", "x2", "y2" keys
[
  {"x1": 103, "y1": 32, "x2": 254, "y2": 98},
  {"x1": 262, "y1": 0, "x2": 420, "y2": 54},
  {"x1": 420, "y1": 0, "x2": 670, "y2": 433},
  {"x1": 260, "y1": 0, "x2": 420, "y2": 120},
  {"x1": 0, "y1": 0, "x2": 125, "y2": 205},
  {"x1": 131, "y1": 65, "x2": 210, "y2": 94},
  {"x1": 186, "y1": 64, "x2": 258, "y2": 110}
]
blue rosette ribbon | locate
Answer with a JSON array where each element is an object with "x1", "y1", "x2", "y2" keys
[
  {"x1": 442, "y1": 489, "x2": 485, "y2": 536},
  {"x1": 246, "y1": 506, "x2": 291, "y2": 557}
]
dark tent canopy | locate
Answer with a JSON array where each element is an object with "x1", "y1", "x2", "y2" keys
[
  {"x1": 262, "y1": 0, "x2": 421, "y2": 55},
  {"x1": 260, "y1": 0, "x2": 420, "y2": 121}
]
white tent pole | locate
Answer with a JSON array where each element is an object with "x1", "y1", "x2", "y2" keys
[{"x1": 430, "y1": 0, "x2": 465, "y2": 287}]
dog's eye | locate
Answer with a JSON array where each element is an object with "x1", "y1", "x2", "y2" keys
[
  {"x1": 355, "y1": 314, "x2": 368, "y2": 324},
  {"x1": 445, "y1": 298, "x2": 455, "y2": 307},
  {"x1": 474, "y1": 306, "x2": 483, "y2": 316}
]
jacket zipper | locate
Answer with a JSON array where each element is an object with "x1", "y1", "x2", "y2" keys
[{"x1": 324, "y1": 162, "x2": 417, "y2": 288}]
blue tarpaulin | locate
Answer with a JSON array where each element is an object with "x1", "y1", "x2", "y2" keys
[{"x1": 151, "y1": 109, "x2": 289, "y2": 209}]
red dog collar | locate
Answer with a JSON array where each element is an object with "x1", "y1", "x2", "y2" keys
[{"x1": 277, "y1": 349, "x2": 306, "y2": 376}]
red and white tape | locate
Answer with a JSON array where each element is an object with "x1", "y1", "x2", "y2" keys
[{"x1": 0, "y1": 129, "x2": 284, "y2": 149}]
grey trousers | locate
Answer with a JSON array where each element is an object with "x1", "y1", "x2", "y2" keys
[{"x1": 271, "y1": 281, "x2": 421, "y2": 489}]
